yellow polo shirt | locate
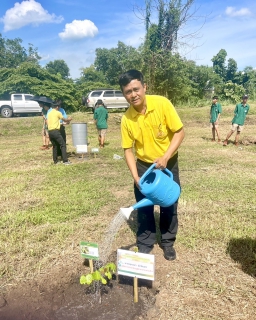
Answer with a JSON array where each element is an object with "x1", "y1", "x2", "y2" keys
[
  {"x1": 47, "y1": 109, "x2": 64, "y2": 131},
  {"x1": 121, "y1": 95, "x2": 183, "y2": 163}
]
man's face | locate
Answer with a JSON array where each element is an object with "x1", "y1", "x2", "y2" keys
[
  {"x1": 243, "y1": 98, "x2": 248, "y2": 104},
  {"x1": 212, "y1": 98, "x2": 217, "y2": 104},
  {"x1": 122, "y1": 79, "x2": 146, "y2": 110}
]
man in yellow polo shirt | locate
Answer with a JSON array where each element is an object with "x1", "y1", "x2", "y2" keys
[
  {"x1": 47, "y1": 102, "x2": 72, "y2": 165},
  {"x1": 119, "y1": 69, "x2": 184, "y2": 260}
]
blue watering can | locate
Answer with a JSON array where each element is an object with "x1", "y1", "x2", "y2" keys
[{"x1": 120, "y1": 163, "x2": 181, "y2": 220}]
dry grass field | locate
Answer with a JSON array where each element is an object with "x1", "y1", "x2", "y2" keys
[{"x1": 0, "y1": 103, "x2": 255, "y2": 319}]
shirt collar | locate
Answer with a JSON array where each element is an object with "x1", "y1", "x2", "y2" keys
[{"x1": 130, "y1": 96, "x2": 155, "y2": 118}]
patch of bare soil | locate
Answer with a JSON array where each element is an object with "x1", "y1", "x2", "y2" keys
[
  {"x1": 1, "y1": 210, "x2": 255, "y2": 320},
  {"x1": 1, "y1": 241, "x2": 256, "y2": 320},
  {"x1": 241, "y1": 136, "x2": 256, "y2": 145},
  {"x1": 0, "y1": 257, "x2": 156, "y2": 320}
]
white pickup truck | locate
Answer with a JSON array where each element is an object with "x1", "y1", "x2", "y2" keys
[{"x1": 0, "y1": 94, "x2": 42, "y2": 118}]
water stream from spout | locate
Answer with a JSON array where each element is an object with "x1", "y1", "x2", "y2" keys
[
  {"x1": 91, "y1": 207, "x2": 134, "y2": 302},
  {"x1": 96, "y1": 207, "x2": 134, "y2": 265}
]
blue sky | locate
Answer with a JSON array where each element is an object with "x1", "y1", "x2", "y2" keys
[{"x1": 0, "y1": 0, "x2": 256, "y2": 79}]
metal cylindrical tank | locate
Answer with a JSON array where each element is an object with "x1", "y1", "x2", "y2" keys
[{"x1": 71, "y1": 123, "x2": 88, "y2": 146}]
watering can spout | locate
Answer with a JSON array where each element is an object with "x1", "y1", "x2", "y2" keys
[
  {"x1": 119, "y1": 198, "x2": 154, "y2": 220},
  {"x1": 132, "y1": 198, "x2": 154, "y2": 210},
  {"x1": 119, "y1": 207, "x2": 134, "y2": 220}
]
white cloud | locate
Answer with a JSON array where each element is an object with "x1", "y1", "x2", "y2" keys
[
  {"x1": 39, "y1": 53, "x2": 50, "y2": 61},
  {"x1": 1, "y1": 0, "x2": 63, "y2": 32},
  {"x1": 59, "y1": 20, "x2": 98, "y2": 40},
  {"x1": 225, "y1": 7, "x2": 252, "y2": 17}
]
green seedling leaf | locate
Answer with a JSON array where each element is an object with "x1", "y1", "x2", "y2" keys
[
  {"x1": 80, "y1": 262, "x2": 116, "y2": 287},
  {"x1": 105, "y1": 271, "x2": 112, "y2": 280},
  {"x1": 92, "y1": 270, "x2": 101, "y2": 281},
  {"x1": 80, "y1": 275, "x2": 87, "y2": 285},
  {"x1": 85, "y1": 274, "x2": 93, "y2": 285},
  {"x1": 108, "y1": 262, "x2": 116, "y2": 272}
]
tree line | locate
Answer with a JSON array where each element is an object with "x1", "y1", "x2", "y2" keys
[{"x1": 0, "y1": 0, "x2": 255, "y2": 112}]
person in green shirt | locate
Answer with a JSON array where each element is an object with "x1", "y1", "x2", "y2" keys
[
  {"x1": 94, "y1": 99, "x2": 108, "y2": 148},
  {"x1": 223, "y1": 95, "x2": 250, "y2": 146},
  {"x1": 210, "y1": 96, "x2": 222, "y2": 142}
]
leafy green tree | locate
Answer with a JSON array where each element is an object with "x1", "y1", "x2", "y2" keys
[
  {"x1": 79, "y1": 65, "x2": 106, "y2": 83},
  {"x1": 187, "y1": 63, "x2": 220, "y2": 100},
  {"x1": 45, "y1": 59, "x2": 70, "y2": 79},
  {"x1": 226, "y1": 58, "x2": 237, "y2": 82},
  {"x1": 94, "y1": 41, "x2": 142, "y2": 85},
  {"x1": 141, "y1": 50, "x2": 195, "y2": 105},
  {"x1": 140, "y1": 0, "x2": 204, "y2": 104},
  {"x1": 145, "y1": 23, "x2": 161, "y2": 52},
  {"x1": 222, "y1": 81, "x2": 245, "y2": 102},
  {"x1": 211, "y1": 49, "x2": 227, "y2": 80},
  {"x1": 0, "y1": 62, "x2": 79, "y2": 111},
  {"x1": 0, "y1": 33, "x2": 41, "y2": 68},
  {"x1": 234, "y1": 66, "x2": 256, "y2": 100},
  {"x1": 234, "y1": 66, "x2": 255, "y2": 85},
  {"x1": 144, "y1": 0, "x2": 195, "y2": 51}
]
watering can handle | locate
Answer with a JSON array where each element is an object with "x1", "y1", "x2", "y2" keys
[
  {"x1": 139, "y1": 163, "x2": 173, "y2": 187},
  {"x1": 139, "y1": 163, "x2": 156, "y2": 186},
  {"x1": 162, "y1": 167, "x2": 173, "y2": 179}
]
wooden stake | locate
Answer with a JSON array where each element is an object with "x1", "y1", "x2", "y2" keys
[
  {"x1": 89, "y1": 259, "x2": 94, "y2": 273},
  {"x1": 134, "y1": 277, "x2": 138, "y2": 303}
]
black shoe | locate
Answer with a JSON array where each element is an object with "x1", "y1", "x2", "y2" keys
[
  {"x1": 138, "y1": 245, "x2": 153, "y2": 254},
  {"x1": 162, "y1": 246, "x2": 176, "y2": 260}
]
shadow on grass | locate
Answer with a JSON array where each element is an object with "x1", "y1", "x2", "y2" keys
[
  {"x1": 201, "y1": 136, "x2": 214, "y2": 142},
  {"x1": 227, "y1": 237, "x2": 256, "y2": 277}
]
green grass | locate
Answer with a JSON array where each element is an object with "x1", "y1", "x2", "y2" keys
[{"x1": 0, "y1": 106, "x2": 255, "y2": 285}]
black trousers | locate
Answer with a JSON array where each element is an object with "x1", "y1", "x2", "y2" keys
[
  {"x1": 49, "y1": 129, "x2": 68, "y2": 163},
  {"x1": 57, "y1": 125, "x2": 66, "y2": 157},
  {"x1": 134, "y1": 154, "x2": 180, "y2": 248}
]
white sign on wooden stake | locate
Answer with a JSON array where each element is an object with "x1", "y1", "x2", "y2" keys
[{"x1": 117, "y1": 249, "x2": 155, "y2": 281}]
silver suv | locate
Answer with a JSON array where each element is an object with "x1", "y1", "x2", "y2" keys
[{"x1": 85, "y1": 89, "x2": 129, "y2": 111}]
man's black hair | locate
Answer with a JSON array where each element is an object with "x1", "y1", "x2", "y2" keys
[
  {"x1": 96, "y1": 99, "x2": 104, "y2": 105},
  {"x1": 118, "y1": 69, "x2": 144, "y2": 90},
  {"x1": 212, "y1": 96, "x2": 218, "y2": 100}
]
